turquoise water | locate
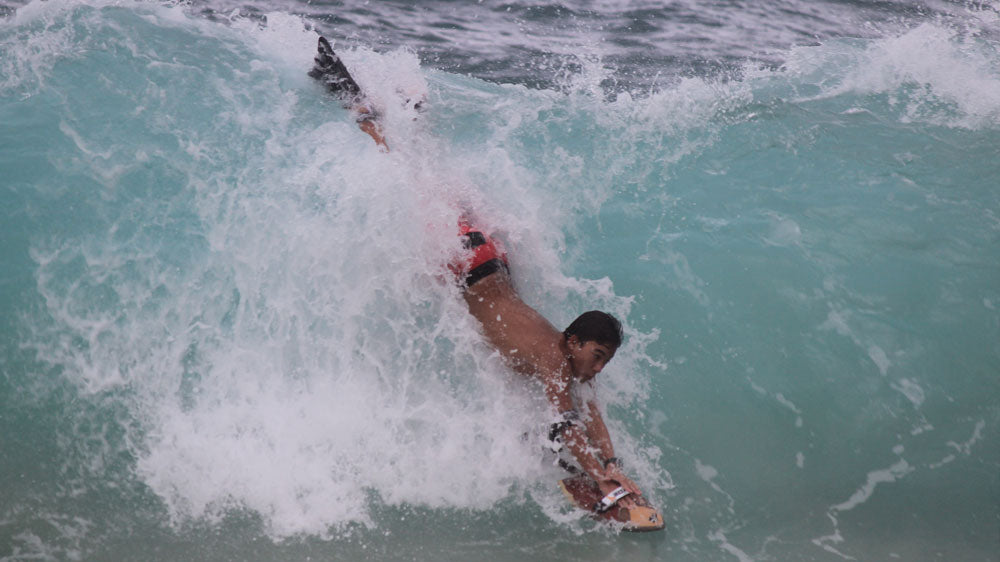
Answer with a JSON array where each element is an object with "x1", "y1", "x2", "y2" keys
[{"x1": 2, "y1": 1, "x2": 998, "y2": 560}]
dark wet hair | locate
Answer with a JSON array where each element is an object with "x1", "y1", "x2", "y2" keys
[{"x1": 563, "y1": 311, "x2": 623, "y2": 349}]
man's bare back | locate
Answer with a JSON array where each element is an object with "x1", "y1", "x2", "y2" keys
[{"x1": 463, "y1": 274, "x2": 563, "y2": 377}]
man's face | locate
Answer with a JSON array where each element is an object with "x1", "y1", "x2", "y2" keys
[{"x1": 568, "y1": 337, "x2": 617, "y2": 382}]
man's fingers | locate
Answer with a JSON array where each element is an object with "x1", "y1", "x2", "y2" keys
[{"x1": 614, "y1": 476, "x2": 641, "y2": 496}]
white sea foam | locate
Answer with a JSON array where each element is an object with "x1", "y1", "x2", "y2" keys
[
  {"x1": 709, "y1": 529, "x2": 755, "y2": 562},
  {"x1": 776, "y1": 21, "x2": 1000, "y2": 128},
  {"x1": 890, "y1": 378, "x2": 925, "y2": 408},
  {"x1": 830, "y1": 459, "x2": 913, "y2": 513},
  {"x1": 775, "y1": 393, "x2": 804, "y2": 427},
  {"x1": 813, "y1": 457, "x2": 915, "y2": 558},
  {"x1": 763, "y1": 214, "x2": 802, "y2": 247},
  {"x1": 947, "y1": 419, "x2": 986, "y2": 455},
  {"x1": 867, "y1": 345, "x2": 890, "y2": 376}
]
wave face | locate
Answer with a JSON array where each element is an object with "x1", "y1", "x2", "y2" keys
[{"x1": 1, "y1": 1, "x2": 998, "y2": 560}]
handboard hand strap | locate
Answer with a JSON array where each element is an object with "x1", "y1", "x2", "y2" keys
[{"x1": 593, "y1": 486, "x2": 630, "y2": 513}]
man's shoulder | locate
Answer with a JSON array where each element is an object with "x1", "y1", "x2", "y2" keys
[
  {"x1": 532, "y1": 344, "x2": 574, "y2": 389},
  {"x1": 534, "y1": 333, "x2": 568, "y2": 367}
]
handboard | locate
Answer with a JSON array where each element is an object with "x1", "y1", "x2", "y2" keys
[
  {"x1": 308, "y1": 35, "x2": 428, "y2": 120},
  {"x1": 308, "y1": 36, "x2": 365, "y2": 105},
  {"x1": 558, "y1": 474, "x2": 665, "y2": 532}
]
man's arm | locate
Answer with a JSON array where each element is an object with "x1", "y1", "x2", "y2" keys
[
  {"x1": 583, "y1": 399, "x2": 643, "y2": 497},
  {"x1": 583, "y1": 399, "x2": 615, "y2": 461},
  {"x1": 542, "y1": 368, "x2": 642, "y2": 497},
  {"x1": 541, "y1": 369, "x2": 605, "y2": 478},
  {"x1": 358, "y1": 115, "x2": 388, "y2": 150}
]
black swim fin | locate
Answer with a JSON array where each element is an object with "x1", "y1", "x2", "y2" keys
[{"x1": 308, "y1": 36, "x2": 364, "y2": 105}]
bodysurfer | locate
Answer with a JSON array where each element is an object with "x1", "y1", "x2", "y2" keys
[{"x1": 309, "y1": 37, "x2": 647, "y2": 513}]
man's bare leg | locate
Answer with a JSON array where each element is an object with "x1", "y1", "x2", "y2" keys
[
  {"x1": 309, "y1": 36, "x2": 388, "y2": 150},
  {"x1": 358, "y1": 115, "x2": 388, "y2": 149}
]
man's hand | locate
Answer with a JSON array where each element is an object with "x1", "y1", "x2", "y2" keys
[
  {"x1": 596, "y1": 464, "x2": 644, "y2": 511},
  {"x1": 600, "y1": 463, "x2": 642, "y2": 498}
]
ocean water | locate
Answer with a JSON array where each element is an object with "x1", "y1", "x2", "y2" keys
[{"x1": 1, "y1": 0, "x2": 998, "y2": 560}]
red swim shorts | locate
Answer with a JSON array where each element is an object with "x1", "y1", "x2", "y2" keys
[{"x1": 450, "y1": 218, "x2": 509, "y2": 287}]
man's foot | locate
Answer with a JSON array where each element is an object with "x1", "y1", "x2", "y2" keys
[
  {"x1": 308, "y1": 36, "x2": 388, "y2": 150},
  {"x1": 308, "y1": 36, "x2": 364, "y2": 106}
]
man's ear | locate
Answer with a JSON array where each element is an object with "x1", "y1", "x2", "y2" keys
[{"x1": 566, "y1": 334, "x2": 580, "y2": 348}]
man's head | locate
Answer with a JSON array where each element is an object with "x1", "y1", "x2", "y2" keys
[{"x1": 563, "y1": 311, "x2": 622, "y2": 381}]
